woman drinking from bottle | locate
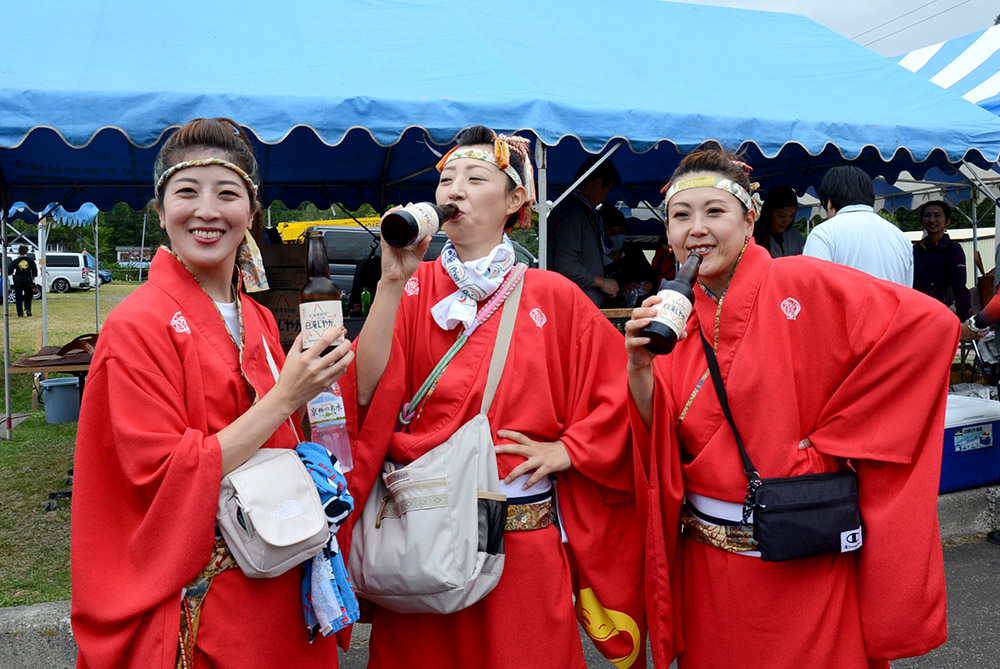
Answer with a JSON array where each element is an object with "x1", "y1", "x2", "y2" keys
[
  {"x1": 624, "y1": 146, "x2": 958, "y2": 667},
  {"x1": 342, "y1": 126, "x2": 641, "y2": 668},
  {"x1": 71, "y1": 118, "x2": 353, "y2": 667}
]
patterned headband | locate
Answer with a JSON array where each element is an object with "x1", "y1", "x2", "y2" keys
[
  {"x1": 435, "y1": 132, "x2": 536, "y2": 228},
  {"x1": 155, "y1": 158, "x2": 259, "y2": 199},
  {"x1": 662, "y1": 175, "x2": 759, "y2": 215}
]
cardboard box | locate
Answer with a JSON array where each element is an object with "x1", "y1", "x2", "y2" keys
[
  {"x1": 259, "y1": 244, "x2": 308, "y2": 351},
  {"x1": 940, "y1": 394, "x2": 1000, "y2": 493}
]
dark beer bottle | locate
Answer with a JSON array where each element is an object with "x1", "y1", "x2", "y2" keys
[
  {"x1": 380, "y1": 202, "x2": 459, "y2": 248},
  {"x1": 641, "y1": 251, "x2": 703, "y2": 355},
  {"x1": 299, "y1": 229, "x2": 343, "y2": 354}
]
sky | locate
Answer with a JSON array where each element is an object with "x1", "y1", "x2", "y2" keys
[{"x1": 678, "y1": 0, "x2": 1000, "y2": 56}]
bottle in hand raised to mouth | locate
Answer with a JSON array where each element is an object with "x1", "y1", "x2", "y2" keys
[
  {"x1": 380, "y1": 203, "x2": 459, "y2": 248},
  {"x1": 299, "y1": 229, "x2": 343, "y2": 355},
  {"x1": 641, "y1": 251, "x2": 703, "y2": 355}
]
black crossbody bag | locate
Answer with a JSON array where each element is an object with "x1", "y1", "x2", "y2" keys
[{"x1": 700, "y1": 331, "x2": 863, "y2": 562}]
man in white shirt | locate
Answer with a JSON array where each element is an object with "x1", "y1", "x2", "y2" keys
[{"x1": 803, "y1": 166, "x2": 913, "y2": 286}]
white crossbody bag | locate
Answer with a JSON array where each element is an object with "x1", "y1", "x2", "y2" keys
[
  {"x1": 348, "y1": 268, "x2": 525, "y2": 614},
  {"x1": 216, "y1": 335, "x2": 329, "y2": 578}
]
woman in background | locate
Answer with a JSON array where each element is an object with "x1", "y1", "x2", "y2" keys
[
  {"x1": 752, "y1": 185, "x2": 805, "y2": 257},
  {"x1": 913, "y1": 199, "x2": 971, "y2": 321}
]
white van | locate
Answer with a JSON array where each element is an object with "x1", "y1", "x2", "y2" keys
[{"x1": 42, "y1": 252, "x2": 91, "y2": 293}]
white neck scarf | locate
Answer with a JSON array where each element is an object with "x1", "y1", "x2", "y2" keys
[{"x1": 431, "y1": 236, "x2": 516, "y2": 331}]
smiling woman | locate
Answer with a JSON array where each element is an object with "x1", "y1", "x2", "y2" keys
[
  {"x1": 71, "y1": 118, "x2": 354, "y2": 667},
  {"x1": 624, "y1": 146, "x2": 960, "y2": 666}
]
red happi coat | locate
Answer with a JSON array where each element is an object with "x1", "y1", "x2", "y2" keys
[
  {"x1": 340, "y1": 262, "x2": 648, "y2": 669},
  {"x1": 636, "y1": 242, "x2": 956, "y2": 668},
  {"x1": 71, "y1": 250, "x2": 340, "y2": 668}
]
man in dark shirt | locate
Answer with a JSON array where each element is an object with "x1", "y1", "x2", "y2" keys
[
  {"x1": 8, "y1": 245, "x2": 38, "y2": 317},
  {"x1": 547, "y1": 156, "x2": 620, "y2": 306}
]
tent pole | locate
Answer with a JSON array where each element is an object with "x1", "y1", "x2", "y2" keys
[
  {"x1": 548, "y1": 142, "x2": 623, "y2": 212},
  {"x1": 94, "y1": 219, "x2": 100, "y2": 332},
  {"x1": 39, "y1": 217, "x2": 48, "y2": 348},
  {"x1": 139, "y1": 211, "x2": 147, "y2": 282},
  {"x1": 3, "y1": 205, "x2": 12, "y2": 440},
  {"x1": 535, "y1": 141, "x2": 548, "y2": 270}
]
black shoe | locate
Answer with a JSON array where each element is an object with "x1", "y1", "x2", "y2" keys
[
  {"x1": 987, "y1": 530, "x2": 1000, "y2": 546},
  {"x1": 26, "y1": 312, "x2": 31, "y2": 317}
]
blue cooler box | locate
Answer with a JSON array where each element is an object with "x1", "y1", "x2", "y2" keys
[{"x1": 940, "y1": 394, "x2": 1000, "y2": 493}]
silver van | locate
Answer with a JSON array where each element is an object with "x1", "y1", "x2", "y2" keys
[{"x1": 42, "y1": 252, "x2": 92, "y2": 293}]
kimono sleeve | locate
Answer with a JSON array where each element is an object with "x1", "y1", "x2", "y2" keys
[
  {"x1": 806, "y1": 283, "x2": 956, "y2": 659},
  {"x1": 558, "y1": 310, "x2": 634, "y2": 493},
  {"x1": 72, "y1": 351, "x2": 222, "y2": 666}
]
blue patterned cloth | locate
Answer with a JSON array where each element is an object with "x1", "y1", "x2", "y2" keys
[{"x1": 296, "y1": 441, "x2": 360, "y2": 641}]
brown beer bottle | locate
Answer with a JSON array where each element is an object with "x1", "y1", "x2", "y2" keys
[
  {"x1": 381, "y1": 202, "x2": 459, "y2": 247},
  {"x1": 299, "y1": 229, "x2": 343, "y2": 354},
  {"x1": 641, "y1": 251, "x2": 702, "y2": 355}
]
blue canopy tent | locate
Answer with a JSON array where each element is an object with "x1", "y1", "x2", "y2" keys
[
  {"x1": 891, "y1": 26, "x2": 1000, "y2": 271},
  {"x1": 5, "y1": 0, "x2": 1000, "y2": 214},
  {"x1": 894, "y1": 25, "x2": 1000, "y2": 115},
  {"x1": 7, "y1": 0, "x2": 1000, "y2": 445}
]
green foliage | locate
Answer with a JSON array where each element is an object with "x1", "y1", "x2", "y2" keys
[
  {"x1": 265, "y1": 201, "x2": 380, "y2": 227},
  {"x1": 885, "y1": 196, "x2": 997, "y2": 234},
  {"x1": 508, "y1": 227, "x2": 539, "y2": 258}
]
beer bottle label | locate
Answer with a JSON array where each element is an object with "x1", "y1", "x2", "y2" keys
[
  {"x1": 651, "y1": 290, "x2": 693, "y2": 337},
  {"x1": 307, "y1": 392, "x2": 347, "y2": 429},
  {"x1": 406, "y1": 203, "x2": 442, "y2": 244},
  {"x1": 299, "y1": 300, "x2": 344, "y2": 349}
]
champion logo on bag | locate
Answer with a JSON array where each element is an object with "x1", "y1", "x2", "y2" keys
[
  {"x1": 840, "y1": 527, "x2": 863, "y2": 552},
  {"x1": 269, "y1": 499, "x2": 305, "y2": 520},
  {"x1": 780, "y1": 298, "x2": 801, "y2": 320},
  {"x1": 170, "y1": 311, "x2": 191, "y2": 334}
]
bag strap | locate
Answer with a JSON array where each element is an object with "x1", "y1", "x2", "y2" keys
[
  {"x1": 263, "y1": 334, "x2": 300, "y2": 435},
  {"x1": 699, "y1": 329, "x2": 763, "y2": 525},
  {"x1": 398, "y1": 263, "x2": 528, "y2": 426},
  {"x1": 480, "y1": 268, "x2": 524, "y2": 414},
  {"x1": 698, "y1": 329, "x2": 758, "y2": 481}
]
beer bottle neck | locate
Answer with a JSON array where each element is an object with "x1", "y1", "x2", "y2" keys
[
  {"x1": 306, "y1": 237, "x2": 329, "y2": 278},
  {"x1": 675, "y1": 253, "x2": 702, "y2": 286}
]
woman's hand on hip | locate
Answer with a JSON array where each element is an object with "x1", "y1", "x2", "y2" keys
[{"x1": 495, "y1": 429, "x2": 572, "y2": 488}]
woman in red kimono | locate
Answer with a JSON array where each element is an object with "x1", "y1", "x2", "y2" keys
[
  {"x1": 71, "y1": 118, "x2": 353, "y2": 667},
  {"x1": 341, "y1": 126, "x2": 643, "y2": 668},
  {"x1": 624, "y1": 147, "x2": 958, "y2": 667}
]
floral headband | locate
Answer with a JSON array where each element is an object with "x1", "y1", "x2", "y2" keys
[
  {"x1": 435, "y1": 132, "x2": 536, "y2": 228},
  {"x1": 662, "y1": 174, "x2": 759, "y2": 216},
  {"x1": 154, "y1": 157, "x2": 268, "y2": 293},
  {"x1": 155, "y1": 158, "x2": 259, "y2": 199}
]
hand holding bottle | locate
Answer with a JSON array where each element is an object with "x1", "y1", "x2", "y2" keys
[
  {"x1": 275, "y1": 328, "x2": 354, "y2": 414},
  {"x1": 379, "y1": 205, "x2": 434, "y2": 283},
  {"x1": 624, "y1": 294, "x2": 684, "y2": 372}
]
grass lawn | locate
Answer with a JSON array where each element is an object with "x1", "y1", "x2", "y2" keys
[{"x1": 1, "y1": 283, "x2": 138, "y2": 606}]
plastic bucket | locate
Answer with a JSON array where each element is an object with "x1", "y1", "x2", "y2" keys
[{"x1": 39, "y1": 377, "x2": 81, "y2": 424}]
